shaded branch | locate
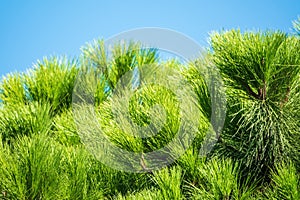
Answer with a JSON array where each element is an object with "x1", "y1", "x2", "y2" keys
[{"x1": 241, "y1": 80, "x2": 260, "y2": 99}]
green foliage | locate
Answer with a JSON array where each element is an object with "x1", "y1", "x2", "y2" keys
[
  {"x1": 105, "y1": 83, "x2": 181, "y2": 152},
  {"x1": 81, "y1": 39, "x2": 158, "y2": 94},
  {"x1": 293, "y1": 17, "x2": 300, "y2": 35},
  {"x1": 1, "y1": 23, "x2": 300, "y2": 199},
  {"x1": 182, "y1": 56, "x2": 223, "y2": 152},
  {"x1": 115, "y1": 188, "x2": 161, "y2": 200},
  {"x1": 211, "y1": 30, "x2": 300, "y2": 182},
  {"x1": 0, "y1": 102, "x2": 52, "y2": 143},
  {"x1": 52, "y1": 109, "x2": 81, "y2": 146},
  {"x1": 183, "y1": 56, "x2": 212, "y2": 119},
  {"x1": 25, "y1": 57, "x2": 78, "y2": 115},
  {"x1": 0, "y1": 133, "x2": 148, "y2": 199},
  {"x1": 177, "y1": 148, "x2": 206, "y2": 186},
  {"x1": 61, "y1": 146, "x2": 104, "y2": 199},
  {"x1": 152, "y1": 166, "x2": 183, "y2": 200},
  {"x1": 211, "y1": 30, "x2": 299, "y2": 103},
  {"x1": 0, "y1": 134, "x2": 68, "y2": 199},
  {"x1": 265, "y1": 161, "x2": 300, "y2": 200},
  {"x1": 190, "y1": 158, "x2": 256, "y2": 200},
  {"x1": 0, "y1": 73, "x2": 27, "y2": 106},
  {"x1": 73, "y1": 80, "x2": 184, "y2": 172}
]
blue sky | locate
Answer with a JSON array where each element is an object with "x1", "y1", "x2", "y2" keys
[{"x1": 0, "y1": 0, "x2": 299, "y2": 77}]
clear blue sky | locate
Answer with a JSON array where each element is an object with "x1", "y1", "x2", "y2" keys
[{"x1": 0, "y1": 0, "x2": 299, "y2": 77}]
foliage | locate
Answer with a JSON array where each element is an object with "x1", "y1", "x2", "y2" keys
[
  {"x1": 25, "y1": 57, "x2": 78, "y2": 115},
  {"x1": 293, "y1": 16, "x2": 300, "y2": 35},
  {"x1": 52, "y1": 109, "x2": 81, "y2": 146},
  {"x1": 0, "y1": 102, "x2": 52, "y2": 144},
  {"x1": 0, "y1": 134, "x2": 65, "y2": 199},
  {"x1": 0, "y1": 20, "x2": 300, "y2": 199},
  {"x1": 115, "y1": 188, "x2": 161, "y2": 200},
  {"x1": 0, "y1": 73, "x2": 27, "y2": 106},
  {"x1": 265, "y1": 161, "x2": 300, "y2": 200},
  {"x1": 81, "y1": 40, "x2": 158, "y2": 105},
  {"x1": 152, "y1": 166, "x2": 183, "y2": 200},
  {"x1": 210, "y1": 30, "x2": 300, "y2": 182},
  {"x1": 190, "y1": 158, "x2": 257, "y2": 200},
  {"x1": 0, "y1": 133, "x2": 102, "y2": 200}
]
